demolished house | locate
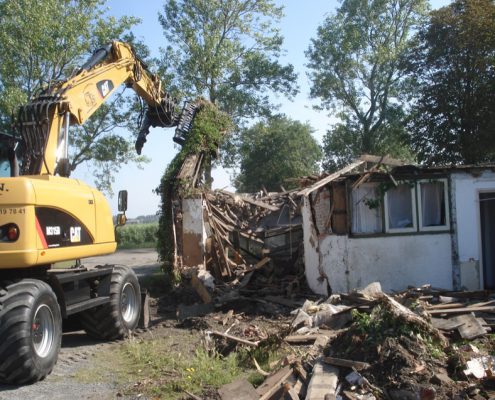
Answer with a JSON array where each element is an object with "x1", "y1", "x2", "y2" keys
[{"x1": 300, "y1": 155, "x2": 495, "y2": 295}]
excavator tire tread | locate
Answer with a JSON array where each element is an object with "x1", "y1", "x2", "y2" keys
[
  {"x1": 80, "y1": 266, "x2": 141, "y2": 340},
  {"x1": 0, "y1": 279, "x2": 62, "y2": 384}
]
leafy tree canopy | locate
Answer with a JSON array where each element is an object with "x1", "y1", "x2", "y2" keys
[
  {"x1": 234, "y1": 116, "x2": 321, "y2": 192},
  {"x1": 406, "y1": 0, "x2": 495, "y2": 165},
  {"x1": 158, "y1": 0, "x2": 298, "y2": 121},
  {"x1": 322, "y1": 105, "x2": 414, "y2": 171},
  {"x1": 307, "y1": 0, "x2": 428, "y2": 168},
  {"x1": 0, "y1": 0, "x2": 149, "y2": 194}
]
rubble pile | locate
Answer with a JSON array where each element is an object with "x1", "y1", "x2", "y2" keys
[
  {"x1": 203, "y1": 189, "x2": 303, "y2": 281},
  {"x1": 203, "y1": 282, "x2": 495, "y2": 400}
]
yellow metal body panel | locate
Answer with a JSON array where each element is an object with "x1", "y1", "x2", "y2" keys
[{"x1": 0, "y1": 176, "x2": 116, "y2": 269}]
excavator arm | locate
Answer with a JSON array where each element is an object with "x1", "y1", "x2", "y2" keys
[{"x1": 14, "y1": 41, "x2": 195, "y2": 177}]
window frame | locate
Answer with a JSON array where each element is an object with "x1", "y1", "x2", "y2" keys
[
  {"x1": 384, "y1": 182, "x2": 418, "y2": 233},
  {"x1": 350, "y1": 182, "x2": 383, "y2": 235},
  {"x1": 416, "y1": 178, "x2": 450, "y2": 232}
]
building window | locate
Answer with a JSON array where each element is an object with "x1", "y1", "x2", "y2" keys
[
  {"x1": 351, "y1": 183, "x2": 382, "y2": 234},
  {"x1": 417, "y1": 179, "x2": 449, "y2": 231},
  {"x1": 384, "y1": 183, "x2": 417, "y2": 233}
]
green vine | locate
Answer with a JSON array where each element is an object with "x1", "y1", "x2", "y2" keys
[{"x1": 156, "y1": 99, "x2": 232, "y2": 283}]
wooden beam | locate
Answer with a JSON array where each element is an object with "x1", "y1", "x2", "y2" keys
[
  {"x1": 298, "y1": 160, "x2": 365, "y2": 197},
  {"x1": 210, "y1": 330, "x2": 259, "y2": 347},
  {"x1": 323, "y1": 356, "x2": 371, "y2": 371}
]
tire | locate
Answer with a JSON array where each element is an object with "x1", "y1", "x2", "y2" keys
[
  {"x1": 81, "y1": 266, "x2": 141, "y2": 340},
  {"x1": 0, "y1": 279, "x2": 62, "y2": 384}
]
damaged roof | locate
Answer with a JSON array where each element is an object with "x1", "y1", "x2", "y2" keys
[{"x1": 298, "y1": 154, "x2": 495, "y2": 196}]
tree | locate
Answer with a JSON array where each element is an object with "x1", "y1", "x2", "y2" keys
[
  {"x1": 306, "y1": 0, "x2": 428, "y2": 168},
  {"x1": 158, "y1": 0, "x2": 298, "y2": 121},
  {"x1": 407, "y1": 0, "x2": 495, "y2": 165},
  {"x1": 322, "y1": 105, "x2": 414, "y2": 170},
  {"x1": 0, "y1": 0, "x2": 148, "y2": 194},
  {"x1": 234, "y1": 116, "x2": 321, "y2": 192}
]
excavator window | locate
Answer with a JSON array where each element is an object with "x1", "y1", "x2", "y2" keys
[
  {"x1": 0, "y1": 133, "x2": 22, "y2": 177},
  {"x1": 0, "y1": 134, "x2": 12, "y2": 177}
]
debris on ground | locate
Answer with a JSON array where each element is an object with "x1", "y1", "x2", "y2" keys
[{"x1": 198, "y1": 282, "x2": 495, "y2": 400}]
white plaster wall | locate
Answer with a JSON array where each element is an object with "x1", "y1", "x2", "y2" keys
[
  {"x1": 453, "y1": 171, "x2": 495, "y2": 262},
  {"x1": 302, "y1": 196, "x2": 329, "y2": 296},
  {"x1": 319, "y1": 234, "x2": 453, "y2": 293},
  {"x1": 182, "y1": 198, "x2": 205, "y2": 235},
  {"x1": 182, "y1": 198, "x2": 206, "y2": 266}
]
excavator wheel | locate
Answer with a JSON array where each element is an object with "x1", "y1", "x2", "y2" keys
[
  {"x1": 0, "y1": 279, "x2": 62, "y2": 384},
  {"x1": 80, "y1": 266, "x2": 141, "y2": 340}
]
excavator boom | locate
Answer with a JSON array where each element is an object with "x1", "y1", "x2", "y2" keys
[{"x1": 14, "y1": 41, "x2": 195, "y2": 176}]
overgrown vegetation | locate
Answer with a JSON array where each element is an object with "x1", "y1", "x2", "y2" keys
[
  {"x1": 346, "y1": 307, "x2": 444, "y2": 358},
  {"x1": 116, "y1": 223, "x2": 158, "y2": 249},
  {"x1": 156, "y1": 99, "x2": 232, "y2": 281}
]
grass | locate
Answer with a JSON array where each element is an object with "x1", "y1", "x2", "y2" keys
[
  {"x1": 120, "y1": 337, "x2": 241, "y2": 399},
  {"x1": 116, "y1": 223, "x2": 158, "y2": 249}
]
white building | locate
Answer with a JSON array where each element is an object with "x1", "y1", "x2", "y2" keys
[{"x1": 300, "y1": 156, "x2": 495, "y2": 295}]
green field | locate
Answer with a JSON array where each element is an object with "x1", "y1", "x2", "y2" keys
[{"x1": 116, "y1": 223, "x2": 158, "y2": 249}]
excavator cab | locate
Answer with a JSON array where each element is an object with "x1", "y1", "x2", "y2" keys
[{"x1": 0, "y1": 132, "x2": 20, "y2": 177}]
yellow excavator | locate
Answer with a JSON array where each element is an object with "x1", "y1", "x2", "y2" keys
[{"x1": 0, "y1": 41, "x2": 196, "y2": 384}]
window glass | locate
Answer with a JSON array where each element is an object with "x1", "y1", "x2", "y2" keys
[
  {"x1": 387, "y1": 184, "x2": 414, "y2": 229},
  {"x1": 420, "y1": 181, "x2": 446, "y2": 227},
  {"x1": 351, "y1": 183, "x2": 382, "y2": 234},
  {"x1": 0, "y1": 140, "x2": 10, "y2": 177}
]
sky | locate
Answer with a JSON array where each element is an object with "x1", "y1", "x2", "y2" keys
[{"x1": 73, "y1": 0, "x2": 450, "y2": 218}]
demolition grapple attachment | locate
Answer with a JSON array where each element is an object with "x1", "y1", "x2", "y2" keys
[
  {"x1": 173, "y1": 101, "x2": 199, "y2": 146},
  {"x1": 135, "y1": 99, "x2": 199, "y2": 154}
]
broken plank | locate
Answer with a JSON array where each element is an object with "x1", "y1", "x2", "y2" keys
[
  {"x1": 191, "y1": 273, "x2": 212, "y2": 304},
  {"x1": 256, "y1": 366, "x2": 293, "y2": 399},
  {"x1": 293, "y1": 360, "x2": 308, "y2": 384},
  {"x1": 427, "y1": 302, "x2": 466, "y2": 310},
  {"x1": 305, "y1": 360, "x2": 339, "y2": 400},
  {"x1": 219, "y1": 190, "x2": 280, "y2": 211},
  {"x1": 323, "y1": 356, "x2": 371, "y2": 371},
  {"x1": 428, "y1": 306, "x2": 495, "y2": 315},
  {"x1": 298, "y1": 160, "x2": 365, "y2": 196},
  {"x1": 430, "y1": 317, "x2": 464, "y2": 331},
  {"x1": 210, "y1": 330, "x2": 259, "y2": 347},
  {"x1": 450, "y1": 314, "x2": 487, "y2": 339},
  {"x1": 285, "y1": 334, "x2": 325, "y2": 344}
]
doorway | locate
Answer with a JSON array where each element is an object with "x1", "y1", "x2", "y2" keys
[{"x1": 480, "y1": 192, "x2": 495, "y2": 289}]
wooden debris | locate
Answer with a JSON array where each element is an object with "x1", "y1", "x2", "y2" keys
[
  {"x1": 285, "y1": 334, "x2": 325, "y2": 344},
  {"x1": 293, "y1": 360, "x2": 308, "y2": 384},
  {"x1": 450, "y1": 314, "x2": 487, "y2": 339},
  {"x1": 256, "y1": 366, "x2": 293, "y2": 400},
  {"x1": 183, "y1": 389, "x2": 203, "y2": 400},
  {"x1": 427, "y1": 305, "x2": 495, "y2": 315},
  {"x1": 252, "y1": 356, "x2": 270, "y2": 376},
  {"x1": 210, "y1": 330, "x2": 259, "y2": 347},
  {"x1": 305, "y1": 360, "x2": 339, "y2": 400},
  {"x1": 430, "y1": 317, "x2": 464, "y2": 331},
  {"x1": 191, "y1": 272, "x2": 212, "y2": 304},
  {"x1": 323, "y1": 356, "x2": 371, "y2": 371}
]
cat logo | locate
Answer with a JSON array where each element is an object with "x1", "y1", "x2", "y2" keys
[
  {"x1": 96, "y1": 80, "x2": 114, "y2": 98},
  {"x1": 70, "y1": 226, "x2": 82, "y2": 243}
]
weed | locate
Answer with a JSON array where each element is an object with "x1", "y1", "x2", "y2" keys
[{"x1": 120, "y1": 337, "x2": 241, "y2": 399}]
